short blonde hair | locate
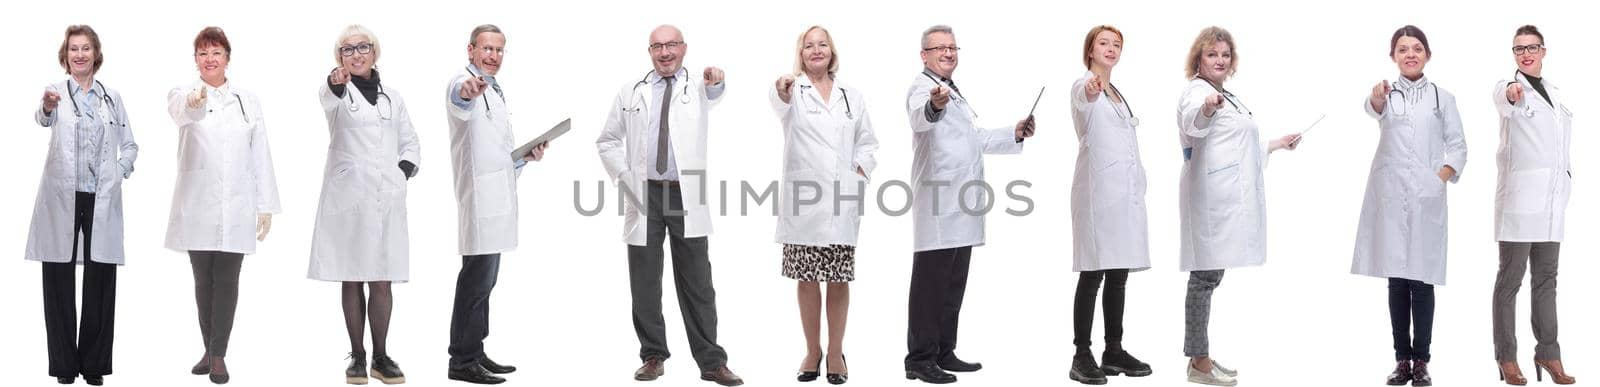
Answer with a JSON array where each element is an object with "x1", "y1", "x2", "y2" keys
[
  {"x1": 1184, "y1": 26, "x2": 1237, "y2": 79},
  {"x1": 1081, "y1": 25, "x2": 1122, "y2": 70},
  {"x1": 333, "y1": 24, "x2": 380, "y2": 67},
  {"x1": 792, "y1": 26, "x2": 840, "y2": 76}
]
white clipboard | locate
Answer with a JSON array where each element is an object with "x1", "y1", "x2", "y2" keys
[{"x1": 512, "y1": 118, "x2": 570, "y2": 159}]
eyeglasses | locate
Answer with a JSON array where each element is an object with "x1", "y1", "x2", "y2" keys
[
  {"x1": 340, "y1": 42, "x2": 373, "y2": 57},
  {"x1": 194, "y1": 50, "x2": 227, "y2": 59},
  {"x1": 922, "y1": 45, "x2": 960, "y2": 54},
  {"x1": 648, "y1": 41, "x2": 684, "y2": 52},
  {"x1": 473, "y1": 45, "x2": 506, "y2": 56},
  {"x1": 1512, "y1": 44, "x2": 1545, "y2": 55}
]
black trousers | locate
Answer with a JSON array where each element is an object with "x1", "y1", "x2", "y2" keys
[
  {"x1": 449, "y1": 253, "x2": 501, "y2": 369},
  {"x1": 1389, "y1": 278, "x2": 1435, "y2": 362},
  {"x1": 905, "y1": 246, "x2": 972, "y2": 369},
  {"x1": 190, "y1": 251, "x2": 244, "y2": 357},
  {"x1": 43, "y1": 192, "x2": 117, "y2": 378},
  {"x1": 629, "y1": 181, "x2": 727, "y2": 372},
  {"x1": 1073, "y1": 269, "x2": 1129, "y2": 353}
]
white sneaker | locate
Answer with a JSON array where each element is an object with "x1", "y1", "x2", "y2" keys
[
  {"x1": 1210, "y1": 360, "x2": 1238, "y2": 377},
  {"x1": 1188, "y1": 362, "x2": 1238, "y2": 386}
]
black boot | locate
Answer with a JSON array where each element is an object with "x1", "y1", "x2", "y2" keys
[
  {"x1": 1101, "y1": 348, "x2": 1153, "y2": 377},
  {"x1": 1070, "y1": 352, "x2": 1108, "y2": 385},
  {"x1": 1386, "y1": 360, "x2": 1413, "y2": 386}
]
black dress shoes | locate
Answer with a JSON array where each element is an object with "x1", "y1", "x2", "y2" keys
[
  {"x1": 448, "y1": 364, "x2": 505, "y2": 385},
  {"x1": 480, "y1": 357, "x2": 516, "y2": 374},
  {"x1": 56, "y1": 376, "x2": 74, "y2": 384},
  {"x1": 84, "y1": 375, "x2": 104, "y2": 386},
  {"x1": 938, "y1": 356, "x2": 983, "y2": 373},
  {"x1": 905, "y1": 365, "x2": 957, "y2": 384}
]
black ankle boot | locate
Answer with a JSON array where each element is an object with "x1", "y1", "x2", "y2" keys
[{"x1": 1070, "y1": 352, "x2": 1108, "y2": 385}]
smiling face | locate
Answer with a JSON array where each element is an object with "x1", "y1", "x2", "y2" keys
[
  {"x1": 194, "y1": 43, "x2": 229, "y2": 85},
  {"x1": 920, "y1": 31, "x2": 958, "y2": 78},
  {"x1": 800, "y1": 28, "x2": 834, "y2": 76},
  {"x1": 1513, "y1": 34, "x2": 1544, "y2": 77},
  {"x1": 341, "y1": 35, "x2": 375, "y2": 78},
  {"x1": 648, "y1": 26, "x2": 686, "y2": 77},
  {"x1": 1392, "y1": 36, "x2": 1428, "y2": 79},
  {"x1": 1089, "y1": 30, "x2": 1122, "y2": 71},
  {"x1": 468, "y1": 31, "x2": 505, "y2": 76},
  {"x1": 1198, "y1": 41, "x2": 1232, "y2": 83},
  {"x1": 66, "y1": 34, "x2": 96, "y2": 78}
]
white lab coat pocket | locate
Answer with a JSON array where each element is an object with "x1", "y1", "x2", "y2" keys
[
  {"x1": 472, "y1": 169, "x2": 514, "y2": 217},
  {"x1": 1505, "y1": 168, "x2": 1552, "y2": 214}
]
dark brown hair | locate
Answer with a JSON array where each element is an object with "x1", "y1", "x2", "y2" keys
[
  {"x1": 193, "y1": 26, "x2": 231, "y2": 56},
  {"x1": 1389, "y1": 25, "x2": 1429, "y2": 57},
  {"x1": 1514, "y1": 25, "x2": 1544, "y2": 44}
]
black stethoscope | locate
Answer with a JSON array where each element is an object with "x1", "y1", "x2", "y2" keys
[
  {"x1": 67, "y1": 80, "x2": 117, "y2": 124},
  {"x1": 1507, "y1": 71, "x2": 1543, "y2": 118},
  {"x1": 204, "y1": 89, "x2": 249, "y2": 123},
  {"x1": 629, "y1": 70, "x2": 693, "y2": 110},
  {"x1": 1386, "y1": 78, "x2": 1443, "y2": 119},
  {"x1": 345, "y1": 82, "x2": 394, "y2": 121},
  {"x1": 464, "y1": 65, "x2": 508, "y2": 118},
  {"x1": 922, "y1": 72, "x2": 977, "y2": 118},
  {"x1": 1105, "y1": 82, "x2": 1137, "y2": 127},
  {"x1": 1199, "y1": 77, "x2": 1251, "y2": 117},
  {"x1": 797, "y1": 82, "x2": 853, "y2": 119}
]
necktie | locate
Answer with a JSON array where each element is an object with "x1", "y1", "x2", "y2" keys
[{"x1": 656, "y1": 75, "x2": 675, "y2": 174}]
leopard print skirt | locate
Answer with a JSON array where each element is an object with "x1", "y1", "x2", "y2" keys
[{"x1": 781, "y1": 244, "x2": 856, "y2": 282}]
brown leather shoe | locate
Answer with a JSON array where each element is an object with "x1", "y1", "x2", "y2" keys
[
  {"x1": 1534, "y1": 359, "x2": 1576, "y2": 385},
  {"x1": 700, "y1": 365, "x2": 744, "y2": 386},
  {"x1": 1499, "y1": 361, "x2": 1528, "y2": 385},
  {"x1": 634, "y1": 358, "x2": 665, "y2": 381}
]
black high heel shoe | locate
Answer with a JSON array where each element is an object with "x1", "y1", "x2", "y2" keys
[
  {"x1": 827, "y1": 354, "x2": 848, "y2": 385},
  {"x1": 797, "y1": 356, "x2": 821, "y2": 382}
]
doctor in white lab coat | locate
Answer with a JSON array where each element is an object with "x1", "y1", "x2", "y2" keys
[
  {"x1": 1174, "y1": 27, "x2": 1300, "y2": 386},
  {"x1": 1488, "y1": 25, "x2": 1575, "y2": 384},
  {"x1": 1066, "y1": 25, "x2": 1152, "y2": 385},
  {"x1": 306, "y1": 25, "x2": 419, "y2": 384},
  {"x1": 901, "y1": 25, "x2": 1034, "y2": 385},
  {"x1": 27, "y1": 25, "x2": 137, "y2": 385},
  {"x1": 1350, "y1": 26, "x2": 1465, "y2": 386},
  {"x1": 768, "y1": 26, "x2": 879, "y2": 383},
  {"x1": 595, "y1": 25, "x2": 742, "y2": 385},
  {"x1": 166, "y1": 26, "x2": 281, "y2": 383},
  {"x1": 443, "y1": 24, "x2": 547, "y2": 385}
]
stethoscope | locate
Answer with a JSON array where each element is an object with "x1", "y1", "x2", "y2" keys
[
  {"x1": 464, "y1": 65, "x2": 508, "y2": 118},
  {"x1": 204, "y1": 90, "x2": 249, "y2": 123},
  {"x1": 67, "y1": 80, "x2": 117, "y2": 124},
  {"x1": 1105, "y1": 82, "x2": 1138, "y2": 127},
  {"x1": 797, "y1": 82, "x2": 853, "y2": 119},
  {"x1": 923, "y1": 72, "x2": 977, "y2": 118},
  {"x1": 1507, "y1": 71, "x2": 1545, "y2": 118},
  {"x1": 1385, "y1": 78, "x2": 1443, "y2": 119},
  {"x1": 627, "y1": 70, "x2": 693, "y2": 111},
  {"x1": 345, "y1": 82, "x2": 394, "y2": 121},
  {"x1": 1198, "y1": 77, "x2": 1251, "y2": 117}
]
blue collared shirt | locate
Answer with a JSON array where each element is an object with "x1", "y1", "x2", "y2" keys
[{"x1": 68, "y1": 78, "x2": 107, "y2": 192}]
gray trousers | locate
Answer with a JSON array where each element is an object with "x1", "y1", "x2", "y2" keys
[
  {"x1": 629, "y1": 181, "x2": 727, "y2": 371},
  {"x1": 190, "y1": 251, "x2": 244, "y2": 357},
  {"x1": 1184, "y1": 270, "x2": 1225, "y2": 357},
  {"x1": 1493, "y1": 242, "x2": 1562, "y2": 361}
]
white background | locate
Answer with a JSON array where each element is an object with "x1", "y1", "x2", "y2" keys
[{"x1": 0, "y1": 0, "x2": 1593, "y2": 386}]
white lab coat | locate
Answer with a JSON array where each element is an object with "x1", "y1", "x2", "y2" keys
[
  {"x1": 1175, "y1": 78, "x2": 1268, "y2": 272},
  {"x1": 769, "y1": 74, "x2": 880, "y2": 247},
  {"x1": 1351, "y1": 77, "x2": 1467, "y2": 286},
  {"x1": 446, "y1": 68, "x2": 522, "y2": 256},
  {"x1": 905, "y1": 71, "x2": 1024, "y2": 253},
  {"x1": 308, "y1": 80, "x2": 421, "y2": 282},
  {"x1": 1492, "y1": 73, "x2": 1572, "y2": 242},
  {"x1": 596, "y1": 69, "x2": 722, "y2": 246},
  {"x1": 1070, "y1": 72, "x2": 1150, "y2": 272},
  {"x1": 165, "y1": 81, "x2": 281, "y2": 254},
  {"x1": 25, "y1": 79, "x2": 138, "y2": 265}
]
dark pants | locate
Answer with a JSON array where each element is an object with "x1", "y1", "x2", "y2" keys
[
  {"x1": 1389, "y1": 278, "x2": 1435, "y2": 362},
  {"x1": 1074, "y1": 269, "x2": 1129, "y2": 353},
  {"x1": 449, "y1": 253, "x2": 501, "y2": 369},
  {"x1": 629, "y1": 180, "x2": 727, "y2": 372},
  {"x1": 43, "y1": 192, "x2": 118, "y2": 378},
  {"x1": 1493, "y1": 242, "x2": 1562, "y2": 361},
  {"x1": 905, "y1": 245, "x2": 973, "y2": 369},
  {"x1": 190, "y1": 251, "x2": 244, "y2": 357}
]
